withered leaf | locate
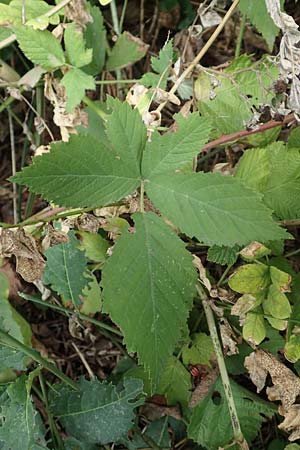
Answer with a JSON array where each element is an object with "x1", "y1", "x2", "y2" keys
[{"x1": 0, "y1": 228, "x2": 45, "y2": 283}]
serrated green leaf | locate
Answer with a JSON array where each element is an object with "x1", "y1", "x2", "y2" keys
[
  {"x1": 83, "y1": 6, "x2": 106, "y2": 75},
  {"x1": 140, "y1": 40, "x2": 173, "y2": 90},
  {"x1": 102, "y1": 212, "x2": 197, "y2": 389},
  {"x1": 207, "y1": 244, "x2": 239, "y2": 266},
  {"x1": 12, "y1": 135, "x2": 140, "y2": 208},
  {"x1": 239, "y1": 0, "x2": 282, "y2": 50},
  {"x1": 235, "y1": 143, "x2": 300, "y2": 220},
  {"x1": 60, "y1": 68, "x2": 95, "y2": 112},
  {"x1": 43, "y1": 231, "x2": 89, "y2": 307},
  {"x1": 145, "y1": 173, "x2": 288, "y2": 247},
  {"x1": 285, "y1": 335, "x2": 300, "y2": 363},
  {"x1": 0, "y1": 377, "x2": 47, "y2": 450},
  {"x1": 243, "y1": 309, "x2": 266, "y2": 345},
  {"x1": 106, "y1": 97, "x2": 147, "y2": 173},
  {"x1": 188, "y1": 376, "x2": 275, "y2": 450},
  {"x1": 263, "y1": 285, "x2": 291, "y2": 320},
  {"x1": 15, "y1": 26, "x2": 65, "y2": 70},
  {"x1": 182, "y1": 332, "x2": 214, "y2": 367},
  {"x1": 106, "y1": 32, "x2": 148, "y2": 71},
  {"x1": 228, "y1": 264, "x2": 270, "y2": 294},
  {"x1": 158, "y1": 356, "x2": 191, "y2": 407},
  {"x1": 50, "y1": 377, "x2": 144, "y2": 445},
  {"x1": 142, "y1": 113, "x2": 211, "y2": 177},
  {"x1": 64, "y1": 23, "x2": 92, "y2": 68}
]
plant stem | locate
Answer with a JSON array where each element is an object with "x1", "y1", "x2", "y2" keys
[
  {"x1": 156, "y1": 0, "x2": 240, "y2": 113},
  {"x1": 202, "y1": 113, "x2": 294, "y2": 152},
  {"x1": 20, "y1": 293, "x2": 123, "y2": 337},
  {"x1": 110, "y1": 0, "x2": 120, "y2": 35},
  {"x1": 196, "y1": 284, "x2": 249, "y2": 450},
  {"x1": 0, "y1": 329, "x2": 79, "y2": 390},
  {"x1": 8, "y1": 109, "x2": 18, "y2": 224},
  {"x1": 95, "y1": 78, "x2": 139, "y2": 85},
  {"x1": 235, "y1": 13, "x2": 246, "y2": 58},
  {"x1": 120, "y1": 0, "x2": 128, "y2": 33},
  {"x1": 217, "y1": 264, "x2": 234, "y2": 287}
]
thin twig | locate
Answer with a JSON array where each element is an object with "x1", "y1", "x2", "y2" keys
[
  {"x1": 156, "y1": 0, "x2": 240, "y2": 113},
  {"x1": 140, "y1": 0, "x2": 145, "y2": 40},
  {"x1": 110, "y1": 0, "x2": 120, "y2": 36},
  {"x1": 119, "y1": 0, "x2": 128, "y2": 33},
  {"x1": 72, "y1": 342, "x2": 95, "y2": 380},
  {"x1": 196, "y1": 284, "x2": 249, "y2": 450},
  {"x1": 8, "y1": 109, "x2": 18, "y2": 224},
  {"x1": 235, "y1": 13, "x2": 246, "y2": 58},
  {"x1": 201, "y1": 113, "x2": 295, "y2": 152}
]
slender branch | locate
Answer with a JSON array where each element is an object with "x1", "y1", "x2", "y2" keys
[
  {"x1": 140, "y1": 180, "x2": 145, "y2": 213},
  {"x1": 201, "y1": 113, "x2": 295, "y2": 152},
  {"x1": 8, "y1": 109, "x2": 18, "y2": 224},
  {"x1": 0, "y1": 329, "x2": 79, "y2": 390},
  {"x1": 156, "y1": 0, "x2": 240, "y2": 113},
  {"x1": 120, "y1": 0, "x2": 128, "y2": 33},
  {"x1": 110, "y1": 0, "x2": 120, "y2": 36},
  {"x1": 235, "y1": 13, "x2": 246, "y2": 58},
  {"x1": 196, "y1": 284, "x2": 249, "y2": 450},
  {"x1": 0, "y1": 0, "x2": 73, "y2": 50}
]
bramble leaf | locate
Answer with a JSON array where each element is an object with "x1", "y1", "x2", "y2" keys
[
  {"x1": 182, "y1": 333, "x2": 214, "y2": 367},
  {"x1": 157, "y1": 357, "x2": 191, "y2": 407},
  {"x1": 43, "y1": 231, "x2": 90, "y2": 307},
  {"x1": 15, "y1": 26, "x2": 65, "y2": 70},
  {"x1": 106, "y1": 32, "x2": 148, "y2": 71},
  {"x1": 102, "y1": 212, "x2": 197, "y2": 389},
  {"x1": 50, "y1": 377, "x2": 144, "y2": 445},
  {"x1": 142, "y1": 113, "x2": 211, "y2": 177},
  {"x1": 83, "y1": 6, "x2": 106, "y2": 75},
  {"x1": 207, "y1": 244, "x2": 239, "y2": 266},
  {"x1": 146, "y1": 173, "x2": 288, "y2": 246},
  {"x1": 12, "y1": 135, "x2": 140, "y2": 208},
  {"x1": 188, "y1": 377, "x2": 275, "y2": 450},
  {"x1": 236, "y1": 143, "x2": 300, "y2": 220},
  {"x1": 239, "y1": 0, "x2": 283, "y2": 50},
  {"x1": 60, "y1": 68, "x2": 95, "y2": 112},
  {"x1": 64, "y1": 23, "x2": 92, "y2": 68},
  {"x1": 141, "y1": 40, "x2": 174, "y2": 89}
]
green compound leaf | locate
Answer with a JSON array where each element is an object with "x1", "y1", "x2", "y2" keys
[
  {"x1": 239, "y1": 0, "x2": 283, "y2": 50},
  {"x1": 207, "y1": 244, "x2": 239, "y2": 266},
  {"x1": 146, "y1": 173, "x2": 288, "y2": 247},
  {"x1": 157, "y1": 356, "x2": 192, "y2": 407},
  {"x1": 235, "y1": 143, "x2": 300, "y2": 220},
  {"x1": 102, "y1": 212, "x2": 197, "y2": 389},
  {"x1": 106, "y1": 32, "x2": 148, "y2": 71},
  {"x1": 15, "y1": 26, "x2": 65, "y2": 70},
  {"x1": 141, "y1": 39, "x2": 174, "y2": 90},
  {"x1": 263, "y1": 285, "x2": 292, "y2": 320},
  {"x1": 0, "y1": 376, "x2": 47, "y2": 450},
  {"x1": 188, "y1": 376, "x2": 275, "y2": 450},
  {"x1": 243, "y1": 308, "x2": 266, "y2": 345},
  {"x1": 12, "y1": 135, "x2": 140, "y2": 208},
  {"x1": 50, "y1": 377, "x2": 144, "y2": 445},
  {"x1": 142, "y1": 113, "x2": 211, "y2": 177},
  {"x1": 43, "y1": 231, "x2": 90, "y2": 307},
  {"x1": 106, "y1": 97, "x2": 147, "y2": 174},
  {"x1": 64, "y1": 23, "x2": 92, "y2": 68},
  {"x1": 60, "y1": 68, "x2": 95, "y2": 112}
]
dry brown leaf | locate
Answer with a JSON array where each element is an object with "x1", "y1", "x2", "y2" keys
[
  {"x1": 0, "y1": 228, "x2": 45, "y2": 283},
  {"x1": 41, "y1": 224, "x2": 69, "y2": 252},
  {"x1": 140, "y1": 402, "x2": 181, "y2": 421},
  {"x1": 278, "y1": 404, "x2": 300, "y2": 441},
  {"x1": 189, "y1": 366, "x2": 218, "y2": 407},
  {"x1": 75, "y1": 213, "x2": 101, "y2": 233},
  {"x1": 219, "y1": 319, "x2": 239, "y2": 355},
  {"x1": 245, "y1": 350, "x2": 300, "y2": 410},
  {"x1": 193, "y1": 255, "x2": 212, "y2": 292},
  {"x1": 65, "y1": 0, "x2": 92, "y2": 29},
  {"x1": 44, "y1": 74, "x2": 88, "y2": 141}
]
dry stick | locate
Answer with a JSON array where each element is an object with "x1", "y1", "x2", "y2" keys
[
  {"x1": 201, "y1": 113, "x2": 296, "y2": 152},
  {"x1": 0, "y1": 0, "x2": 73, "y2": 50},
  {"x1": 156, "y1": 0, "x2": 240, "y2": 114},
  {"x1": 196, "y1": 283, "x2": 250, "y2": 450}
]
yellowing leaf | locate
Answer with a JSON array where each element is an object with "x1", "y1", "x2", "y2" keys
[
  {"x1": 285, "y1": 335, "x2": 300, "y2": 363},
  {"x1": 99, "y1": 0, "x2": 112, "y2": 4},
  {"x1": 263, "y1": 285, "x2": 292, "y2": 320},
  {"x1": 243, "y1": 309, "x2": 266, "y2": 345},
  {"x1": 228, "y1": 264, "x2": 270, "y2": 294}
]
